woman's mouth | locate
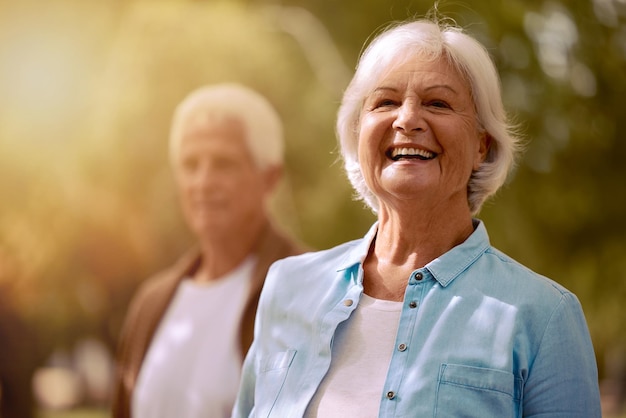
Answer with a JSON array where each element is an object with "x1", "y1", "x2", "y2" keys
[{"x1": 388, "y1": 147, "x2": 437, "y2": 161}]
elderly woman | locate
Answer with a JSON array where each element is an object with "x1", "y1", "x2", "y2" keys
[{"x1": 233, "y1": 18, "x2": 602, "y2": 418}]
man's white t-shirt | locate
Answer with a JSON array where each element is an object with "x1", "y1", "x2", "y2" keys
[{"x1": 132, "y1": 256, "x2": 255, "y2": 418}]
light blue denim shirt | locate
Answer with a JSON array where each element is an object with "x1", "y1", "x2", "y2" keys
[{"x1": 233, "y1": 220, "x2": 601, "y2": 417}]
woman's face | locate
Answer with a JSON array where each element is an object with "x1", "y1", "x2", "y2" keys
[{"x1": 358, "y1": 54, "x2": 488, "y2": 212}]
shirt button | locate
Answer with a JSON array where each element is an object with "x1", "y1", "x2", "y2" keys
[
  {"x1": 409, "y1": 301, "x2": 418, "y2": 309},
  {"x1": 398, "y1": 343, "x2": 407, "y2": 351},
  {"x1": 386, "y1": 391, "x2": 396, "y2": 400},
  {"x1": 415, "y1": 272, "x2": 423, "y2": 281},
  {"x1": 343, "y1": 299, "x2": 353, "y2": 307}
]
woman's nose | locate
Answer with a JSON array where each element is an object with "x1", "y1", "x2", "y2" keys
[{"x1": 392, "y1": 103, "x2": 426, "y2": 133}]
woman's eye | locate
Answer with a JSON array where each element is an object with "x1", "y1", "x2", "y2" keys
[
  {"x1": 427, "y1": 100, "x2": 451, "y2": 109},
  {"x1": 373, "y1": 99, "x2": 397, "y2": 109}
]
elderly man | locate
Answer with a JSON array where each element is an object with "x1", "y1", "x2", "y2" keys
[{"x1": 112, "y1": 83, "x2": 305, "y2": 418}]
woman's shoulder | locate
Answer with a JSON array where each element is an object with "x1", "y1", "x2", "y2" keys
[
  {"x1": 271, "y1": 236, "x2": 366, "y2": 271},
  {"x1": 481, "y1": 245, "x2": 575, "y2": 301},
  {"x1": 258, "y1": 237, "x2": 367, "y2": 307}
]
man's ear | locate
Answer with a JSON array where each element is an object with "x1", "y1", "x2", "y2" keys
[{"x1": 262, "y1": 164, "x2": 284, "y2": 194}]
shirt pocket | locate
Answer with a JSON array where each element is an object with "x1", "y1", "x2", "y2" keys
[
  {"x1": 434, "y1": 363, "x2": 521, "y2": 418},
  {"x1": 254, "y1": 349, "x2": 297, "y2": 418}
]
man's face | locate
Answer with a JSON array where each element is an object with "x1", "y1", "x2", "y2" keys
[{"x1": 173, "y1": 115, "x2": 271, "y2": 240}]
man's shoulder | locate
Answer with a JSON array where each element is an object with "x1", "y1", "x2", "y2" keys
[{"x1": 132, "y1": 250, "x2": 199, "y2": 303}]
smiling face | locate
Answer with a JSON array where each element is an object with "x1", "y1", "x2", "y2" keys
[
  {"x1": 173, "y1": 114, "x2": 274, "y2": 240},
  {"x1": 357, "y1": 54, "x2": 489, "y2": 214}
]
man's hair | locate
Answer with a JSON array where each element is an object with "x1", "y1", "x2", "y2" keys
[{"x1": 170, "y1": 83, "x2": 284, "y2": 169}]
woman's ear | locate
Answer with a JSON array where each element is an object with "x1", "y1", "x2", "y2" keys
[{"x1": 474, "y1": 132, "x2": 492, "y2": 170}]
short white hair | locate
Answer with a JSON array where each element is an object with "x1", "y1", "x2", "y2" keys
[
  {"x1": 337, "y1": 19, "x2": 523, "y2": 215},
  {"x1": 170, "y1": 83, "x2": 284, "y2": 169}
]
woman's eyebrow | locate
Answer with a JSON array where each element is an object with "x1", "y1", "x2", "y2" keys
[
  {"x1": 371, "y1": 86, "x2": 399, "y2": 94},
  {"x1": 423, "y1": 84, "x2": 458, "y2": 94},
  {"x1": 371, "y1": 84, "x2": 459, "y2": 95}
]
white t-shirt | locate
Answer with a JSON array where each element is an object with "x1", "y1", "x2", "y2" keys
[
  {"x1": 132, "y1": 256, "x2": 255, "y2": 418},
  {"x1": 305, "y1": 293, "x2": 402, "y2": 418}
]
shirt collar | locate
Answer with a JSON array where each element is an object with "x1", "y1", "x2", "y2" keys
[
  {"x1": 425, "y1": 219, "x2": 490, "y2": 287},
  {"x1": 337, "y1": 222, "x2": 379, "y2": 272},
  {"x1": 337, "y1": 219, "x2": 491, "y2": 288}
]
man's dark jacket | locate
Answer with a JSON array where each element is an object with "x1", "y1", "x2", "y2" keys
[{"x1": 111, "y1": 223, "x2": 305, "y2": 418}]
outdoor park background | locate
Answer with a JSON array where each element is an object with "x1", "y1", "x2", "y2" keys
[{"x1": 0, "y1": 0, "x2": 624, "y2": 416}]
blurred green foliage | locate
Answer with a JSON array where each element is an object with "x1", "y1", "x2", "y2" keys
[{"x1": 0, "y1": 0, "x2": 624, "y2": 411}]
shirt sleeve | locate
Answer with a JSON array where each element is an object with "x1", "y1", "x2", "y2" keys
[{"x1": 522, "y1": 292, "x2": 602, "y2": 417}]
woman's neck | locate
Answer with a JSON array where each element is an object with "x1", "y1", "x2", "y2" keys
[
  {"x1": 362, "y1": 202, "x2": 474, "y2": 301},
  {"x1": 375, "y1": 214, "x2": 473, "y2": 267}
]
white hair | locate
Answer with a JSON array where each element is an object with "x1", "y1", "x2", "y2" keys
[
  {"x1": 170, "y1": 83, "x2": 284, "y2": 169},
  {"x1": 337, "y1": 19, "x2": 523, "y2": 215}
]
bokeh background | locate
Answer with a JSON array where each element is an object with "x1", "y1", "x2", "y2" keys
[{"x1": 0, "y1": 0, "x2": 624, "y2": 417}]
